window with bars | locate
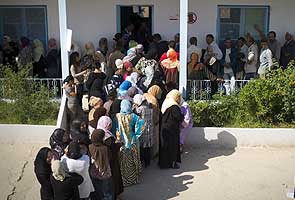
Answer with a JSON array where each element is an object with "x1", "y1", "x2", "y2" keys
[
  {"x1": 217, "y1": 6, "x2": 269, "y2": 41},
  {"x1": 0, "y1": 6, "x2": 47, "y2": 47}
]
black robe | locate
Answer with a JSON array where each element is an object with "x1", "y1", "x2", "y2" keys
[
  {"x1": 105, "y1": 137, "x2": 124, "y2": 197},
  {"x1": 159, "y1": 105, "x2": 184, "y2": 169},
  {"x1": 34, "y1": 147, "x2": 54, "y2": 200},
  {"x1": 50, "y1": 173, "x2": 83, "y2": 200}
]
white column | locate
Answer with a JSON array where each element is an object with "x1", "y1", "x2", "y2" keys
[
  {"x1": 58, "y1": 0, "x2": 69, "y2": 80},
  {"x1": 179, "y1": 0, "x2": 188, "y2": 98},
  {"x1": 57, "y1": 0, "x2": 69, "y2": 128}
]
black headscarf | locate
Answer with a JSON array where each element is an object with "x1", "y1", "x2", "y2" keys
[
  {"x1": 49, "y1": 128, "x2": 67, "y2": 149},
  {"x1": 67, "y1": 141, "x2": 82, "y2": 160},
  {"x1": 34, "y1": 147, "x2": 52, "y2": 176}
]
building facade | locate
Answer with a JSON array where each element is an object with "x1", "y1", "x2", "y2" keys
[{"x1": 0, "y1": 0, "x2": 295, "y2": 49}]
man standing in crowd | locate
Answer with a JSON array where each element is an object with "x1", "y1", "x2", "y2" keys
[
  {"x1": 187, "y1": 36, "x2": 202, "y2": 63},
  {"x1": 244, "y1": 36, "x2": 258, "y2": 80},
  {"x1": 254, "y1": 25, "x2": 281, "y2": 61},
  {"x1": 204, "y1": 34, "x2": 223, "y2": 61},
  {"x1": 280, "y1": 32, "x2": 295, "y2": 69},
  {"x1": 221, "y1": 38, "x2": 237, "y2": 95},
  {"x1": 236, "y1": 37, "x2": 248, "y2": 80}
]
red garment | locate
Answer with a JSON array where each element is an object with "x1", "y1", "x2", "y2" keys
[{"x1": 159, "y1": 52, "x2": 180, "y2": 63}]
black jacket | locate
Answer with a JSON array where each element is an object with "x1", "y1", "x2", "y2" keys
[{"x1": 50, "y1": 173, "x2": 83, "y2": 200}]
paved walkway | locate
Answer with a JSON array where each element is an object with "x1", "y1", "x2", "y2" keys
[{"x1": 1, "y1": 142, "x2": 295, "y2": 200}]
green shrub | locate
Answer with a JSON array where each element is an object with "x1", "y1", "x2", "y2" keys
[
  {"x1": 188, "y1": 61, "x2": 295, "y2": 128},
  {"x1": 0, "y1": 66, "x2": 59, "y2": 125}
]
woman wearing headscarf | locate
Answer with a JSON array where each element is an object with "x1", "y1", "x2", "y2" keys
[
  {"x1": 107, "y1": 41, "x2": 125, "y2": 78},
  {"x1": 89, "y1": 129, "x2": 114, "y2": 200},
  {"x1": 96, "y1": 38, "x2": 109, "y2": 73},
  {"x1": 133, "y1": 94, "x2": 154, "y2": 167},
  {"x1": 46, "y1": 38, "x2": 60, "y2": 78},
  {"x1": 81, "y1": 42, "x2": 95, "y2": 71},
  {"x1": 117, "y1": 80, "x2": 132, "y2": 97},
  {"x1": 32, "y1": 39, "x2": 46, "y2": 77},
  {"x1": 61, "y1": 142, "x2": 94, "y2": 199},
  {"x1": 125, "y1": 86, "x2": 138, "y2": 102},
  {"x1": 88, "y1": 96, "x2": 107, "y2": 135},
  {"x1": 85, "y1": 61, "x2": 107, "y2": 102},
  {"x1": 159, "y1": 90, "x2": 184, "y2": 169},
  {"x1": 49, "y1": 128, "x2": 70, "y2": 160},
  {"x1": 161, "y1": 49, "x2": 180, "y2": 85},
  {"x1": 96, "y1": 116, "x2": 124, "y2": 198},
  {"x1": 114, "y1": 99, "x2": 145, "y2": 186},
  {"x1": 18, "y1": 36, "x2": 32, "y2": 67},
  {"x1": 50, "y1": 160, "x2": 83, "y2": 200},
  {"x1": 126, "y1": 72, "x2": 143, "y2": 94},
  {"x1": 70, "y1": 52, "x2": 87, "y2": 106},
  {"x1": 180, "y1": 98, "x2": 193, "y2": 153},
  {"x1": 34, "y1": 147, "x2": 54, "y2": 200},
  {"x1": 63, "y1": 75, "x2": 82, "y2": 123},
  {"x1": 144, "y1": 85, "x2": 162, "y2": 157}
]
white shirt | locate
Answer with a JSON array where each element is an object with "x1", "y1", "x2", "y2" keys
[
  {"x1": 258, "y1": 49, "x2": 273, "y2": 75},
  {"x1": 205, "y1": 41, "x2": 223, "y2": 60},
  {"x1": 61, "y1": 155, "x2": 95, "y2": 198},
  {"x1": 245, "y1": 44, "x2": 258, "y2": 74},
  {"x1": 224, "y1": 48, "x2": 233, "y2": 74},
  {"x1": 187, "y1": 45, "x2": 202, "y2": 62}
]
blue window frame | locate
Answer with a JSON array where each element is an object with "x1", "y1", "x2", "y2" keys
[
  {"x1": 217, "y1": 5, "x2": 270, "y2": 42},
  {"x1": 0, "y1": 5, "x2": 48, "y2": 47}
]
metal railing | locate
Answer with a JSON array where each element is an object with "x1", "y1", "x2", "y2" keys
[
  {"x1": 0, "y1": 78, "x2": 63, "y2": 99},
  {"x1": 187, "y1": 79, "x2": 250, "y2": 100}
]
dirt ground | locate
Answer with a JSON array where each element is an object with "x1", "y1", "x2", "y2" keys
[{"x1": 1, "y1": 142, "x2": 295, "y2": 200}]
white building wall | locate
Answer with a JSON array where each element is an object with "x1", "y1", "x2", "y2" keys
[{"x1": 1, "y1": 0, "x2": 295, "y2": 49}]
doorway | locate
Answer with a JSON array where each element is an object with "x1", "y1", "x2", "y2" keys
[{"x1": 117, "y1": 5, "x2": 153, "y2": 36}]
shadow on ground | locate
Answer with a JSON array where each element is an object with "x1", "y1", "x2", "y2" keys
[{"x1": 122, "y1": 130, "x2": 237, "y2": 200}]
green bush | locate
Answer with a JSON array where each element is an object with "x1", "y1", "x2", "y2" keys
[
  {"x1": 0, "y1": 66, "x2": 59, "y2": 125},
  {"x1": 189, "y1": 61, "x2": 295, "y2": 128}
]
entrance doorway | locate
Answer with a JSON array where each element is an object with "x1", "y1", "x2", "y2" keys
[{"x1": 117, "y1": 5, "x2": 153, "y2": 37}]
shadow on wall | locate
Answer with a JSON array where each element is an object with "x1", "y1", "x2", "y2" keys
[{"x1": 122, "y1": 130, "x2": 237, "y2": 200}]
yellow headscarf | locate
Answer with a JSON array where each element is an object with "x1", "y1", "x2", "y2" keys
[
  {"x1": 144, "y1": 85, "x2": 162, "y2": 108},
  {"x1": 161, "y1": 89, "x2": 182, "y2": 114}
]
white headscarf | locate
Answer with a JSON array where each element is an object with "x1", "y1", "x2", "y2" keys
[
  {"x1": 133, "y1": 94, "x2": 146, "y2": 106},
  {"x1": 33, "y1": 39, "x2": 45, "y2": 62},
  {"x1": 161, "y1": 89, "x2": 181, "y2": 114}
]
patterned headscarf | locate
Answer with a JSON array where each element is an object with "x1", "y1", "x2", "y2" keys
[
  {"x1": 143, "y1": 65, "x2": 155, "y2": 88},
  {"x1": 120, "y1": 99, "x2": 132, "y2": 114}
]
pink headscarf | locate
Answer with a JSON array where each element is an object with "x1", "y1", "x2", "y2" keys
[{"x1": 96, "y1": 116, "x2": 114, "y2": 140}]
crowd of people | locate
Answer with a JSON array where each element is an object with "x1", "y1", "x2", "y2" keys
[
  {"x1": 8, "y1": 22, "x2": 294, "y2": 199},
  {"x1": 0, "y1": 36, "x2": 61, "y2": 77},
  {"x1": 33, "y1": 29, "x2": 196, "y2": 200}
]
